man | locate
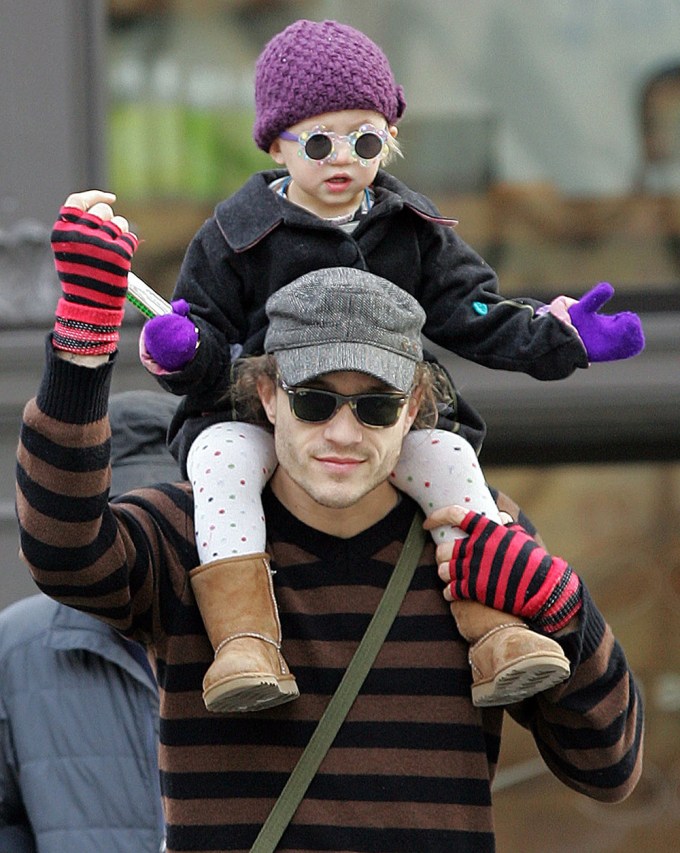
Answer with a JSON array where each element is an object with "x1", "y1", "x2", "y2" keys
[
  {"x1": 3, "y1": 390, "x2": 178, "y2": 852},
  {"x1": 15, "y1": 191, "x2": 643, "y2": 853}
]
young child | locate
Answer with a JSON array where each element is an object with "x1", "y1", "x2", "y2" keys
[{"x1": 140, "y1": 19, "x2": 644, "y2": 714}]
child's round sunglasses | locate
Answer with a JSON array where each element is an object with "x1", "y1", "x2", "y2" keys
[
  {"x1": 279, "y1": 124, "x2": 389, "y2": 166},
  {"x1": 279, "y1": 379, "x2": 409, "y2": 428}
]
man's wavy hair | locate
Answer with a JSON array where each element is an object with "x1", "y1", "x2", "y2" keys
[{"x1": 229, "y1": 354, "x2": 455, "y2": 431}]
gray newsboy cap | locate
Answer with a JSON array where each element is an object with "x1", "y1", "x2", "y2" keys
[{"x1": 264, "y1": 267, "x2": 425, "y2": 391}]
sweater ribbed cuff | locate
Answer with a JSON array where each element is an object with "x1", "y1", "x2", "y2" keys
[
  {"x1": 552, "y1": 583, "x2": 607, "y2": 667},
  {"x1": 37, "y1": 334, "x2": 117, "y2": 425},
  {"x1": 577, "y1": 584, "x2": 608, "y2": 660},
  {"x1": 53, "y1": 298, "x2": 124, "y2": 355}
]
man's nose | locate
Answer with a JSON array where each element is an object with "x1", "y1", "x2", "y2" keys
[{"x1": 322, "y1": 402, "x2": 363, "y2": 442}]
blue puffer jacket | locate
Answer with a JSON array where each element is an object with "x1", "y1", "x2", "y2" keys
[{"x1": 0, "y1": 594, "x2": 164, "y2": 852}]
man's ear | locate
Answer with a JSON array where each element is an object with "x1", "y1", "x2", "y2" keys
[{"x1": 257, "y1": 375, "x2": 277, "y2": 425}]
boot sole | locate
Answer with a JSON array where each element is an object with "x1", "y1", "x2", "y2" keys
[
  {"x1": 204, "y1": 674, "x2": 299, "y2": 714},
  {"x1": 471, "y1": 653, "x2": 571, "y2": 707}
]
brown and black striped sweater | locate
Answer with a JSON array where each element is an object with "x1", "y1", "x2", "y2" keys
[{"x1": 16, "y1": 347, "x2": 643, "y2": 853}]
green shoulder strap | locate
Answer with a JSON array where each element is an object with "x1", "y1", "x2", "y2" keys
[{"x1": 250, "y1": 510, "x2": 427, "y2": 853}]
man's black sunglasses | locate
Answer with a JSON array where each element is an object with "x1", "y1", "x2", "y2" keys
[{"x1": 279, "y1": 379, "x2": 410, "y2": 428}]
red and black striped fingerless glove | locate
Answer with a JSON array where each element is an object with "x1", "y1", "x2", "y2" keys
[
  {"x1": 444, "y1": 511, "x2": 582, "y2": 633},
  {"x1": 51, "y1": 205, "x2": 138, "y2": 355}
]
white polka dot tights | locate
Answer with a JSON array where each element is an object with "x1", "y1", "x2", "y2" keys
[
  {"x1": 187, "y1": 422, "x2": 277, "y2": 562},
  {"x1": 391, "y1": 429, "x2": 501, "y2": 542}
]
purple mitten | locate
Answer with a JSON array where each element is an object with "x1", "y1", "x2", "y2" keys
[
  {"x1": 568, "y1": 282, "x2": 645, "y2": 362},
  {"x1": 142, "y1": 299, "x2": 198, "y2": 371}
]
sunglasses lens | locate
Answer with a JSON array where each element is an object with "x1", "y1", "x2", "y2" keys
[
  {"x1": 355, "y1": 395, "x2": 403, "y2": 426},
  {"x1": 354, "y1": 132, "x2": 384, "y2": 161},
  {"x1": 304, "y1": 133, "x2": 333, "y2": 161},
  {"x1": 291, "y1": 389, "x2": 337, "y2": 422}
]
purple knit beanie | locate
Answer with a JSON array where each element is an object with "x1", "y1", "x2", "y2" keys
[{"x1": 253, "y1": 19, "x2": 407, "y2": 152}]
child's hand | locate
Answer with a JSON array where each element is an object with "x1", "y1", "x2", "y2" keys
[
  {"x1": 567, "y1": 282, "x2": 645, "y2": 362},
  {"x1": 142, "y1": 299, "x2": 199, "y2": 371},
  {"x1": 546, "y1": 294, "x2": 578, "y2": 326}
]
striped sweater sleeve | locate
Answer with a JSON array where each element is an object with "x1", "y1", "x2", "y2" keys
[
  {"x1": 493, "y1": 485, "x2": 643, "y2": 800},
  {"x1": 509, "y1": 584, "x2": 644, "y2": 801},
  {"x1": 15, "y1": 341, "x2": 191, "y2": 639}
]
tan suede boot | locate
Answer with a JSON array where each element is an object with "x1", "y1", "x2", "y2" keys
[
  {"x1": 451, "y1": 601, "x2": 571, "y2": 706},
  {"x1": 189, "y1": 553, "x2": 299, "y2": 713}
]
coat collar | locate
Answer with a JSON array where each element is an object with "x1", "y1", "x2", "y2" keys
[{"x1": 213, "y1": 169, "x2": 458, "y2": 252}]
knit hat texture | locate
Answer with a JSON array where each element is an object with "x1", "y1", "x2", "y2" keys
[{"x1": 253, "y1": 19, "x2": 406, "y2": 152}]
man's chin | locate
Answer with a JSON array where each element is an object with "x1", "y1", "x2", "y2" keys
[
  {"x1": 306, "y1": 488, "x2": 367, "y2": 510},
  {"x1": 300, "y1": 474, "x2": 381, "y2": 510}
]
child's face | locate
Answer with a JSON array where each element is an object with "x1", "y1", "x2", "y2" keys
[{"x1": 269, "y1": 109, "x2": 398, "y2": 219}]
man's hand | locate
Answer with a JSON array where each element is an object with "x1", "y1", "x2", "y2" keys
[
  {"x1": 51, "y1": 190, "x2": 138, "y2": 358},
  {"x1": 426, "y1": 505, "x2": 582, "y2": 633}
]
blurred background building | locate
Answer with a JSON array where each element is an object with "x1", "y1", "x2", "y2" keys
[{"x1": 1, "y1": 1, "x2": 679, "y2": 849}]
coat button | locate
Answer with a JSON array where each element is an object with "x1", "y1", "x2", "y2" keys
[{"x1": 336, "y1": 243, "x2": 359, "y2": 265}]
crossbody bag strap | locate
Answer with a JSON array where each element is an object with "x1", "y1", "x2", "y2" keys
[{"x1": 250, "y1": 510, "x2": 427, "y2": 853}]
